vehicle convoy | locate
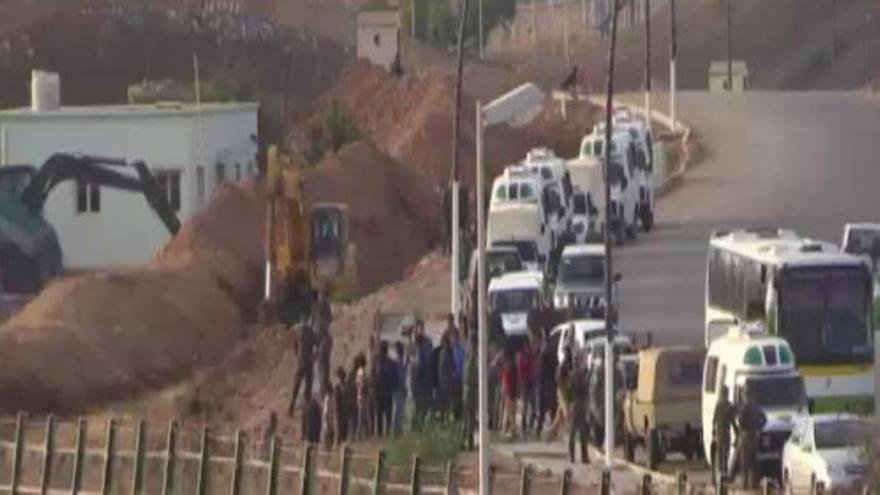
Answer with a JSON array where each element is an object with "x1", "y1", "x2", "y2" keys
[
  {"x1": 576, "y1": 128, "x2": 639, "y2": 244},
  {"x1": 553, "y1": 243, "x2": 608, "y2": 317},
  {"x1": 519, "y1": 147, "x2": 574, "y2": 245},
  {"x1": 487, "y1": 270, "x2": 546, "y2": 341},
  {"x1": 263, "y1": 146, "x2": 354, "y2": 324},
  {"x1": 622, "y1": 346, "x2": 705, "y2": 469},
  {"x1": 781, "y1": 413, "x2": 870, "y2": 493},
  {"x1": 706, "y1": 228, "x2": 875, "y2": 413},
  {"x1": 0, "y1": 153, "x2": 181, "y2": 293},
  {"x1": 702, "y1": 325, "x2": 807, "y2": 484}
]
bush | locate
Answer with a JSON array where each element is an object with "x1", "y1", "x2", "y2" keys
[
  {"x1": 384, "y1": 421, "x2": 462, "y2": 467},
  {"x1": 304, "y1": 101, "x2": 360, "y2": 165}
]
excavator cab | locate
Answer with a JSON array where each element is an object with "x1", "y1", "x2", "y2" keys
[{"x1": 310, "y1": 203, "x2": 348, "y2": 281}]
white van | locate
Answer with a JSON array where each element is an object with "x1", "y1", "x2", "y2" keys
[
  {"x1": 612, "y1": 111, "x2": 655, "y2": 231},
  {"x1": 520, "y1": 148, "x2": 575, "y2": 241},
  {"x1": 577, "y1": 129, "x2": 639, "y2": 244},
  {"x1": 488, "y1": 270, "x2": 546, "y2": 338},
  {"x1": 566, "y1": 155, "x2": 604, "y2": 242},
  {"x1": 486, "y1": 203, "x2": 550, "y2": 272},
  {"x1": 702, "y1": 325, "x2": 807, "y2": 485}
]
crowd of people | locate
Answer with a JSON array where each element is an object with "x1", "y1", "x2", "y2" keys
[{"x1": 286, "y1": 303, "x2": 601, "y2": 465}]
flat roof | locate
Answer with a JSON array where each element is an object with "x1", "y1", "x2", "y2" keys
[{"x1": 0, "y1": 101, "x2": 259, "y2": 120}]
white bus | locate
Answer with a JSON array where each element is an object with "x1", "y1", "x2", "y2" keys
[{"x1": 706, "y1": 228, "x2": 874, "y2": 413}]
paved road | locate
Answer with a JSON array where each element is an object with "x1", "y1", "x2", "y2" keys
[{"x1": 618, "y1": 91, "x2": 880, "y2": 346}]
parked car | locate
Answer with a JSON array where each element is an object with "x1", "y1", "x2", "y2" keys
[
  {"x1": 782, "y1": 414, "x2": 870, "y2": 494},
  {"x1": 622, "y1": 346, "x2": 705, "y2": 468}
]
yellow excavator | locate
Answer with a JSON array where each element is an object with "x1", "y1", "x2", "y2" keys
[{"x1": 261, "y1": 146, "x2": 355, "y2": 325}]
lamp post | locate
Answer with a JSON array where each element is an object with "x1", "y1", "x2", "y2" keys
[{"x1": 669, "y1": 0, "x2": 677, "y2": 130}]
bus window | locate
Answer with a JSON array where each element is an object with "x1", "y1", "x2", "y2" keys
[{"x1": 704, "y1": 356, "x2": 719, "y2": 393}]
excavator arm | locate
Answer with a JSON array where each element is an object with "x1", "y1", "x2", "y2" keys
[{"x1": 19, "y1": 153, "x2": 181, "y2": 235}]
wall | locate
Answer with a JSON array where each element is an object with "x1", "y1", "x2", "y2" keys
[
  {"x1": 356, "y1": 25, "x2": 398, "y2": 70},
  {"x1": 0, "y1": 106, "x2": 258, "y2": 269}
]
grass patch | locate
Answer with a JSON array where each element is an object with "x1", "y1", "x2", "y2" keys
[{"x1": 383, "y1": 421, "x2": 462, "y2": 467}]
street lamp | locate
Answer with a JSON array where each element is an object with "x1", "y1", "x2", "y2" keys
[
  {"x1": 450, "y1": 0, "x2": 470, "y2": 318},
  {"x1": 726, "y1": 0, "x2": 732, "y2": 91},
  {"x1": 644, "y1": 0, "x2": 651, "y2": 128},
  {"x1": 669, "y1": 0, "x2": 677, "y2": 130},
  {"x1": 475, "y1": 100, "x2": 489, "y2": 495}
]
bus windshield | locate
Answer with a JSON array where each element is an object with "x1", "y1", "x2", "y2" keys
[{"x1": 779, "y1": 266, "x2": 872, "y2": 364}]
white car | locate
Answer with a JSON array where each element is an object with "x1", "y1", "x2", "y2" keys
[
  {"x1": 550, "y1": 318, "x2": 607, "y2": 364},
  {"x1": 781, "y1": 414, "x2": 870, "y2": 494}
]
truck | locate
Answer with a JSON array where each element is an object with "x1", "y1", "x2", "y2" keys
[
  {"x1": 622, "y1": 346, "x2": 705, "y2": 469},
  {"x1": 575, "y1": 129, "x2": 638, "y2": 244},
  {"x1": 702, "y1": 324, "x2": 807, "y2": 485},
  {"x1": 486, "y1": 202, "x2": 550, "y2": 273}
]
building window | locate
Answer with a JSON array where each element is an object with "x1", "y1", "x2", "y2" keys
[
  {"x1": 155, "y1": 170, "x2": 182, "y2": 212},
  {"x1": 216, "y1": 163, "x2": 226, "y2": 185},
  {"x1": 76, "y1": 180, "x2": 100, "y2": 213},
  {"x1": 196, "y1": 166, "x2": 206, "y2": 207}
]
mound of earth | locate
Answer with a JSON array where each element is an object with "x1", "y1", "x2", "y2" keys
[
  {"x1": 0, "y1": 182, "x2": 266, "y2": 414},
  {"x1": 296, "y1": 62, "x2": 537, "y2": 189}
]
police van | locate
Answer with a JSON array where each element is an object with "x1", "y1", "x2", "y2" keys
[
  {"x1": 702, "y1": 324, "x2": 807, "y2": 484},
  {"x1": 487, "y1": 270, "x2": 546, "y2": 342}
]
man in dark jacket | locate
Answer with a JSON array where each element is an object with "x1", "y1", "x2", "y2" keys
[
  {"x1": 374, "y1": 341, "x2": 398, "y2": 437},
  {"x1": 734, "y1": 389, "x2": 767, "y2": 490},
  {"x1": 288, "y1": 324, "x2": 315, "y2": 417},
  {"x1": 712, "y1": 386, "x2": 737, "y2": 479}
]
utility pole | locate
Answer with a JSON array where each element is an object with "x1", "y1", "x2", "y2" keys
[
  {"x1": 411, "y1": 0, "x2": 417, "y2": 38},
  {"x1": 475, "y1": 100, "x2": 489, "y2": 495},
  {"x1": 669, "y1": 0, "x2": 677, "y2": 130},
  {"x1": 726, "y1": 0, "x2": 732, "y2": 91},
  {"x1": 644, "y1": 0, "x2": 651, "y2": 128},
  {"x1": 563, "y1": 2, "x2": 570, "y2": 64},
  {"x1": 866, "y1": 13, "x2": 873, "y2": 90},
  {"x1": 532, "y1": 0, "x2": 538, "y2": 48},
  {"x1": 831, "y1": 0, "x2": 837, "y2": 68},
  {"x1": 601, "y1": 0, "x2": 619, "y2": 486},
  {"x1": 582, "y1": 0, "x2": 588, "y2": 37},
  {"x1": 479, "y1": 0, "x2": 485, "y2": 59},
  {"x1": 450, "y1": 0, "x2": 470, "y2": 320}
]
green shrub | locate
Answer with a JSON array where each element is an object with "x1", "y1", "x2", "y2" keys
[{"x1": 384, "y1": 421, "x2": 461, "y2": 467}]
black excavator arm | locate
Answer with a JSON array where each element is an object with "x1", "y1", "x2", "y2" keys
[{"x1": 18, "y1": 153, "x2": 181, "y2": 235}]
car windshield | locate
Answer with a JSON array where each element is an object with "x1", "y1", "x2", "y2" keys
[
  {"x1": 489, "y1": 288, "x2": 539, "y2": 313},
  {"x1": 559, "y1": 254, "x2": 604, "y2": 284},
  {"x1": 780, "y1": 266, "x2": 872, "y2": 364},
  {"x1": 493, "y1": 241, "x2": 538, "y2": 263},
  {"x1": 814, "y1": 419, "x2": 868, "y2": 450},
  {"x1": 742, "y1": 375, "x2": 805, "y2": 409},
  {"x1": 487, "y1": 251, "x2": 522, "y2": 275}
]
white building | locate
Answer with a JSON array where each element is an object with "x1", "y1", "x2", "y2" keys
[
  {"x1": 708, "y1": 60, "x2": 750, "y2": 92},
  {"x1": 0, "y1": 101, "x2": 259, "y2": 269},
  {"x1": 356, "y1": 10, "x2": 400, "y2": 71}
]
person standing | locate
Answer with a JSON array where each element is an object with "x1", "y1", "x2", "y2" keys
[
  {"x1": 536, "y1": 334, "x2": 557, "y2": 437},
  {"x1": 333, "y1": 367, "x2": 349, "y2": 446},
  {"x1": 437, "y1": 333, "x2": 456, "y2": 422},
  {"x1": 304, "y1": 394, "x2": 323, "y2": 445},
  {"x1": 315, "y1": 327, "x2": 333, "y2": 395},
  {"x1": 393, "y1": 341, "x2": 408, "y2": 436},
  {"x1": 568, "y1": 354, "x2": 590, "y2": 464},
  {"x1": 451, "y1": 325, "x2": 467, "y2": 421},
  {"x1": 500, "y1": 345, "x2": 519, "y2": 437},
  {"x1": 712, "y1": 385, "x2": 737, "y2": 481},
  {"x1": 288, "y1": 324, "x2": 316, "y2": 417},
  {"x1": 374, "y1": 341, "x2": 397, "y2": 437},
  {"x1": 462, "y1": 329, "x2": 478, "y2": 450},
  {"x1": 409, "y1": 321, "x2": 433, "y2": 430},
  {"x1": 548, "y1": 346, "x2": 573, "y2": 438},
  {"x1": 517, "y1": 337, "x2": 537, "y2": 437},
  {"x1": 734, "y1": 389, "x2": 767, "y2": 490}
]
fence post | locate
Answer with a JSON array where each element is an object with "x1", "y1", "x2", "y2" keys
[
  {"x1": 410, "y1": 456, "x2": 421, "y2": 495},
  {"x1": 372, "y1": 450, "x2": 386, "y2": 495},
  {"x1": 196, "y1": 426, "x2": 210, "y2": 495},
  {"x1": 71, "y1": 418, "x2": 87, "y2": 495},
  {"x1": 161, "y1": 421, "x2": 177, "y2": 495},
  {"x1": 10, "y1": 412, "x2": 25, "y2": 494},
  {"x1": 518, "y1": 463, "x2": 531, "y2": 495},
  {"x1": 676, "y1": 471, "x2": 687, "y2": 495},
  {"x1": 640, "y1": 474, "x2": 652, "y2": 495},
  {"x1": 559, "y1": 469, "x2": 572, "y2": 495},
  {"x1": 267, "y1": 436, "x2": 280, "y2": 495},
  {"x1": 444, "y1": 461, "x2": 455, "y2": 495},
  {"x1": 131, "y1": 420, "x2": 145, "y2": 495},
  {"x1": 100, "y1": 419, "x2": 116, "y2": 495},
  {"x1": 230, "y1": 430, "x2": 244, "y2": 495},
  {"x1": 300, "y1": 443, "x2": 313, "y2": 495},
  {"x1": 338, "y1": 446, "x2": 351, "y2": 495},
  {"x1": 39, "y1": 415, "x2": 55, "y2": 495}
]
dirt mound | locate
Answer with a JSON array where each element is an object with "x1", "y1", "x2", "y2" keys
[
  {"x1": 303, "y1": 141, "x2": 441, "y2": 295},
  {"x1": 0, "y1": 182, "x2": 266, "y2": 414},
  {"x1": 297, "y1": 62, "x2": 535, "y2": 189},
  {"x1": 521, "y1": 99, "x2": 598, "y2": 159}
]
